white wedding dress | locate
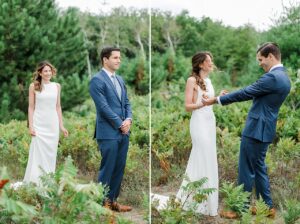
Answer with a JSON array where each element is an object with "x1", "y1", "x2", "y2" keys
[
  {"x1": 152, "y1": 78, "x2": 219, "y2": 216},
  {"x1": 23, "y1": 82, "x2": 59, "y2": 184}
]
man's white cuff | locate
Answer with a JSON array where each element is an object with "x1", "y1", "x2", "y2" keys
[{"x1": 217, "y1": 96, "x2": 222, "y2": 105}]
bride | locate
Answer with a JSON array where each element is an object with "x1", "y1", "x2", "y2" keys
[
  {"x1": 153, "y1": 51, "x2": 224, "y2": 216},
  {"x1": 23, "y1": 61, "x2": 68, "y2": 185}
]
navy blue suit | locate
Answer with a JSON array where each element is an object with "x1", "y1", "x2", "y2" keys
[
  {"x1": 89, "y1": 69, "x2": 132, "y2": 201},
  {"x1": 220, "y1": 66, "x2": 290, "y2": 207}
]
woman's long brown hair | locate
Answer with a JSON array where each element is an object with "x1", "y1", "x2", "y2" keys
[
  {"x1": 190, "y1": 51, "x2": 213, "y2": 91},
  {"x1": 33, "y1": 61, "x2": 57, "y2": 92}
]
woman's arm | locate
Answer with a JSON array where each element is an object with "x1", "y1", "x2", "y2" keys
[
  {"x1": 185, "y1": 77, "x2": 203, "y2": 112},
  {"x1": 28, "y1": 83, "x2": 36, "y2": 136},
  {"x1": 56, "y1": 83, "x2": 68, "y2": 137}
]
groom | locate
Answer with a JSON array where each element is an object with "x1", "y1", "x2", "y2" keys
[
  {"x1": 203, "y1": 42, "x2": 291, "y2": 217},
  {"x1": 89, "y1": 47, "x2": 132, "y2": 212}
]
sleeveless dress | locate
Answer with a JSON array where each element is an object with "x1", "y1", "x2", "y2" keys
[
  {"x1": 152, "y1": 78, "x2": 219, "y2": 216},
  {"x1": 23, "y1": 82, "x2": 59, "y2": 184}
]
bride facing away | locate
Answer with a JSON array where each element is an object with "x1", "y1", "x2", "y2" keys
[{"x1": 152, "y1": 51, "x2": 227, "y2": 216}]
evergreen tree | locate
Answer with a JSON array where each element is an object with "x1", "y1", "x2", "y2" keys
[
  {"x1": 265, "y1": 2, "x2": 300, "y2": 69},
  {"x1": 0, "y1": 0, "x2": 87, "y2": 122}
]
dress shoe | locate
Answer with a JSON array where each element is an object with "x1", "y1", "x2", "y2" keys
[
  {"x1": 111, "y1": 202, "x2": 132, "y2": 212},
  {"x1": 251, "y1": 206, "x2": 257, "y2": 215},
  {"x1": 268, "y1": 208, "x2": 276, "y2": 218},
  {"x1": 219, "y1": 210, "x2": 239, "y2": 219},
  {"x1": 103, "y1": 200, "x2": 112, "y2": 210}
]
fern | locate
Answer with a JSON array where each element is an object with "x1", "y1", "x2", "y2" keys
[
  {"x1": 237, "y1": 211, "x2": 252, "y2": 224},
  {"x1": 254, "y1": 198, "x2": 271, "y2": 224},
  {"x1": 181, "y1": 177, "x2": 216, "y2": 207},
  {"x1": 281, "y1": 199, "x2": 300, "y2": 224},
  {"x1": 0, "y1": 157, "x2": 121, "y2": 223},
  {"x1": 0, "y1": 187, "x2": 37, "y2": 223},
  {"x1": 153, "y1": 177, "x2": 216, "y2": 223},
  {"x1": 220, "y1": 182, "x2": 251, "y2": 215}
]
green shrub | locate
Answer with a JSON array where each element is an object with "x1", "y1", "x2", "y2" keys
[
  {"x1": 0, "y1": 93, "x2": 149, "y2": 209},
  {"x1": 281, "y1": 199, "x2": 300, "y2": 224},
  {"x1": 151, "y1": 77, "x2": 299, "y2": 210},
  {"x1": 0, "y1": 157, "x2": 119, "y2": 223},
  {"x1": 151, "y1": 177, "x2": 215, "y2": 224},
  {"x1": 220, "y1": 182, "x2": 251, "y2": 215},
  {"x1": 253, "y1": 198, "x2": 272, "y2": 224}
]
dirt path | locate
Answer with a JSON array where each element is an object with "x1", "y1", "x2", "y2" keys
[
  {"x1": 76, "y1": 175, "x2": 148, "y2": 223},
  {"x1": 119, "y1": 208, "x2": 148, "y2": 224},
  {"x1": 152, "y1": 184, "x2": 285, "y2": 224}
]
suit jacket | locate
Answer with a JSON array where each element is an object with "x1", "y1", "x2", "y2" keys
[
  {"x1": 89, "y1": 69, "x2": 132, "y2": 139},
  {"x1": 220, "y1": 67, "x2": 291, "y2": 142}
]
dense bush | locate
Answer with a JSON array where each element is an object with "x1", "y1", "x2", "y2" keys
[
  {"x1": 151, "y1": 177, "x2": 216, "y2": 224},
  {"x1": 281, "y1": 199, "x2": 300, "y2": 224},
  {"x1": 151, "y1": 68, "x2": 300, "y2": 208},
  {"x1": 0, "y1": 92, "x2": 149, "y2": 210},
  {"x1": 0, "y1": 157, "x2": 127, "y2": 223}
]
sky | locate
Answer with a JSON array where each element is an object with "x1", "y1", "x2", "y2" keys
[{"x1": 56, "y1": 0, "x2": 295, "y2": 31}]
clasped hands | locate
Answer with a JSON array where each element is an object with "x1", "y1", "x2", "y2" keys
[
  {"x1": 120, "y1": 119, "x2": 131, "y2": 134},
  {"x1": 201, "y1": 90, "x2": 228, "y2": 106}
]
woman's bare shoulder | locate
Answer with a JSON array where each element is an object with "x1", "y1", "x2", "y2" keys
[
  {"x1": 52, "y1": 82, "x2": 60, "y2": 89},
  {"x1": 187, "y1": 76, "x2": 196, "y2": 84}
]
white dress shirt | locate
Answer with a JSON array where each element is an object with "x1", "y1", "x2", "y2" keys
[
  {"x1": 102, "y1": 67, "x2": 132, "y2": 124},
  {"x1": 102, "y1": 68, "x2": 116, "y2": 84}
]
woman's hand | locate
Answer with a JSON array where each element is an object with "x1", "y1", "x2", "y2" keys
[
  {"x1": 29, "y1": 127, "x2": 36, "y2": 136},
  {"x1": 60, "y1": 126, "x2": 69, "y2": 137},
  {"x1": 195, "y1": 102, "x2": 203, "y2": 109},
  {"x1": 202, "y1": 93, "x2": 209, "y2": 99}
]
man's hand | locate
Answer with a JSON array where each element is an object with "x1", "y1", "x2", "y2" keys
[
  {"x1": 202, "y1": 97, "x2": 217, "y2": 106},
  {"x1": 219, "y1": 89, "x2": 229, "y2": 96},
  {"x1": 120, "y1": 119, "x2": 131, "y2": 134}
]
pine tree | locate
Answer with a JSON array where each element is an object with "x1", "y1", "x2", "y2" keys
[{"x1": 0, "y1": 0, "x2": 87, "y2": 122}]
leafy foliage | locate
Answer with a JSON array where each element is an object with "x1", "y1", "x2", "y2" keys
[
  {"x1": 0, "y1": 93, "x2": 149, "y2": 210},
  {"x1": 0, "y1": 0, "x2": 88, "y2": 122},
  {"x1": 264, "y1": 2, "x2": 300, "y2": 70},
  {"x1": 151, "y1": 177, "x2": 215, "y2": 224},
  {"x1": 0, "y1": 2, "x2": 150, "y2": 122},
  {"x1": 181, "y1": 177, "x2": 216, "y2": 210},
  {"x1": 253, "y1": 198, "x2": 272, "y2": 224},
  {"x1": 0, "y1": 167, "x2": 37, "y2": 223},
  {"x1": 0, "y1": 157, "x2": 117, "y2": 223},
  {"x1": 151, "y1": 62, "x2": 300, "y2": 213},
  {"x1": 220, "y1": 182, "x2": 251, "y2": 215},
  {"x1": 281, "y1": 199, "x2": 300, "y2": 224}
]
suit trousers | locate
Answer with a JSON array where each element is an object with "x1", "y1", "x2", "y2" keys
[
  {"x1": 238, "y1": 136, "x2": 273, "y2": 208},
  {"x1": 97, "y1": 135, "x2": 129, "y2": 201}
]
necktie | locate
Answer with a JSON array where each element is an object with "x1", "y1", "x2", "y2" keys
[{"x1": 112, "y1": 75, "x2": 122, "y2": 100}]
